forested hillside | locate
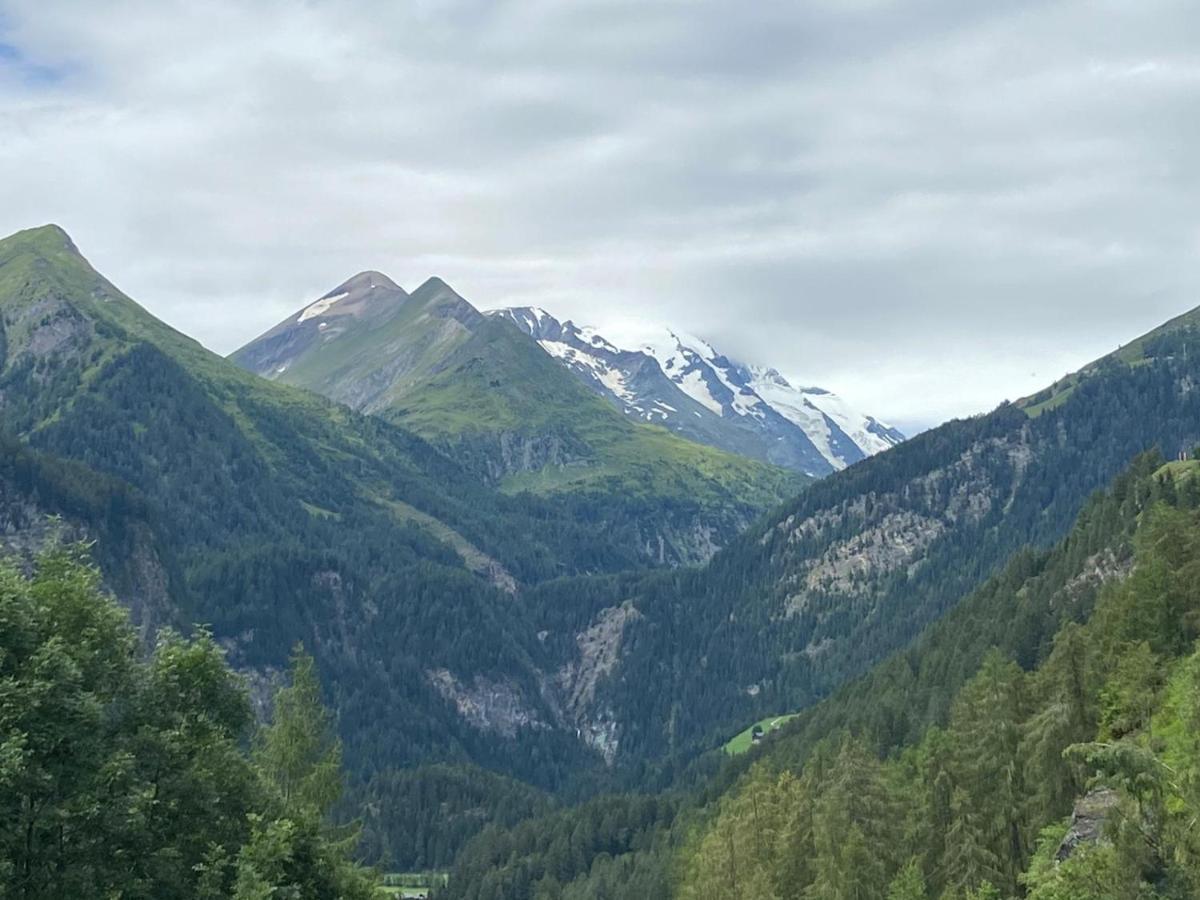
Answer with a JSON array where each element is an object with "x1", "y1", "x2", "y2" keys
[
  {"x1": 9, "y1": 219, "x2": 1200, "y2": 887},
  {"x1": 442, "y1": 454, "x2": 1200, "y2": 898},
  {"x1": 512, "y1": 311, "x2": 1200, "y2": 767},
  {"x1": 673, "y1": 456, "x2": 1200, "y2": 898},
  {"x1": 0, "y1": 224, "x2": 617, "y2": 788},
  {"x1": 0, "y1": 224, "x2": 795, "y2": 868}
]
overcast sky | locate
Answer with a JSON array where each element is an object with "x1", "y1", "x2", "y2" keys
[{"x1": 1, "y1": 0, "x2": 1197, "y2": 433}]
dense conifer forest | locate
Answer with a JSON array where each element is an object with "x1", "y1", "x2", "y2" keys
[
  {"x1": 439, "y1": 457, "x2": 1200, "y2": 898},
  {"x1": 6, "y1": 226, "x2": 1200, "y2": 894}
]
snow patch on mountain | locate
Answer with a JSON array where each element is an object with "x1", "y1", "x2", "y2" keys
[
  {"x1": 490, "y1": 307, "x2": 903, "y2": 475},
  {"x1": 298, "y1": 291, "x2": 348, "y2": 323},
  {"x1": 541, "y1": 336, "x2": 638, "y2": 406},
  {"x1": 803, "y1": 388, "x2": 903, "y2": 456}
]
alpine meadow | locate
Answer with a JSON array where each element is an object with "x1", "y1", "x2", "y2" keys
[{"x1": 2, "y1": 2, "x2": 1199, "y2": 898}]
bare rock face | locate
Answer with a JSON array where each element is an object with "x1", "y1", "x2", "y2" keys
[
  {"x1": 121, "y1": 535, "x2": 175, "y2": 645},
  {"x1": 0, "y1": 482, "x2": 59, "y2": 558},
  {"x1": 639, "y1": 517, "x2": 726, "y2": 567},
  {"x1": 481, "y1": 431, "x2": 588, "y2": 482},
  {"x1": 777, "y1": 430, "x2": 1035, "y2": 615},
  {"x1": 1056, "y1": 787, "x2": 1120, "y2": 861},
  {"x1": 555, "y1": 602, "x2": 643, "y2": 764},
  {"x1": 1059, "y1": 548, "x2": 1132, "y2": 608},
  {"x1": 426, "y1": 668, "x2": 548, "y2": 739},
  {"x1": 0, "y1": 474, "x2": 175, "y2": 644},
  {"x1": 428, "y1": 601, "x2": 647, "y2": 764},
  {"x1": 6, "y1": 293, "x2": 95, "y2": 366}
]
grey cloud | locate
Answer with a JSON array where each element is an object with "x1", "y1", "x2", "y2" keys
[{"x1": 0, "y1": 0, "x2": 1198, "y2": 429}]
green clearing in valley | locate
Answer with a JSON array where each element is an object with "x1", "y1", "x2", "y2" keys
[
  {"x1": 381, "y1": 872, "x2": 447, "y2": 898},
  {"x1": 724, "y1": 713, "x2": 799, "y2": 755}
]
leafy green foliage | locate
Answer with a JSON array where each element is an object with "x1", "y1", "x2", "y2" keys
[{"x1": 0, "y1": 549, "x2": 379, "y2": 899}]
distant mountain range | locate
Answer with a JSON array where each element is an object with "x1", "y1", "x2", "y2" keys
[
  {"x1": 231, "y1": 271, "x2": 808, "y2": 565},
  {"x1": 231, "y1": 271, "x2": 901, "y2": 482},
  {"x1": 492, "y1": 306, "x2": 902, "y2": 476},
  {"x1": 14, "y1": 224, "x2": 1200, "y2": 877}
]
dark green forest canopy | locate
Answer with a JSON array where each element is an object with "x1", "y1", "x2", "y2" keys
[
  {"x1": 442, "y1": 456, "x2": 1200, "y2": 899},
  {"x1": 671, "y1": 459, "x2": 1200, "y2": 899}
]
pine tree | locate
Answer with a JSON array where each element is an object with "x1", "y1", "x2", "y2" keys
[
  {"x1": 808, "y1": 738, "x2": 895, "y2": 899},
  {"x1": 1021, "y1": 623, "x2": 1096, "y2": 826},
  {"x1": 887, "y1": 858, "x2": 927, "y2": 899},
  {"x1": 773, "y1": 772, "x2": 816, "y2": 900},
  {"x1": 942, "y1": 652, "x2": 1026, "y2": 895},
  {"x1": 1099, "y1": 642, "x2": 1161, "y2": 740},
  {"x1": 254, "y1": 644, "x2": 344, "y2": 818}
]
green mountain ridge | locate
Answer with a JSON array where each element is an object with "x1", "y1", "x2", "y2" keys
[
  {"x1": 440, "y1": 435, "x2": 1200, "y2": 900},
  {"x1": 0, "y1": 223, "x2": 811, "y2": 870},
  {"x1": 0, "y1": 224, "x2": 722, "y2": 810},
  {"x1": 664, "y1": 455, "x2": 1200, "y2": 899},
  {"x1": 10, "y1": 221, "x2": 1200, "y2": 881},
  {"x1": 232, "y1": 265, "x2": 807, "y2": 565}
]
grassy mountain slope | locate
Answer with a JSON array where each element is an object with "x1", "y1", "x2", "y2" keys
[
  {"x1": 232, "y1": 272, "x2": 806, "y2": 563},
  {"x1": 0, "y1": 226, "x2": 654, "y2": 583}
]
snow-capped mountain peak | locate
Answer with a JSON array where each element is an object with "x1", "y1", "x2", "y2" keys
[{"x1": 490, "y1": 307, "x2": 902, "y2": 476}]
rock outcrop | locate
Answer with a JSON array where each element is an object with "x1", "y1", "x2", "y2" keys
[{"x1": 1056, "y1": 787, "x2": 1120, "y2": 861}]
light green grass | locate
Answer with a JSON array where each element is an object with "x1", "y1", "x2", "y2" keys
[
  {"x1": 379, "y1": 497, "x2": 513, "y2": 587},
  {"x1": 224, "y1": 262, "x2": 808, "y2": 511},
  {"x1": 1021, "y1": 382, "x2": 1076, "y2": 419},
  {"x1": 381, "y1": 872, "x2": 447, "y2": 898},
  {"x1": 300, "y1": 500, "x2": 341, "y2": 520},
  {"x1": 724, "y1": 713, "x2": 799, "y2": 755},
  {"x1": 1155, "y1": 459, "x2": 1200, "y2": 481},
  {"x1": 1019, "y1": 302, "x2": 1200, "y2": 420}
]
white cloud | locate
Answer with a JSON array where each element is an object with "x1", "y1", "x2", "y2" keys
[{"x1": 1, "y1": 0, "x2": 1198, "y2": 429}]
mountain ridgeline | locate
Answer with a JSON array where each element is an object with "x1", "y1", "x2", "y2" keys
[
  {"x1": 0, "y1": 225, "x2": 650, "y2": 785},
  {"x1": 674, "y1": 459, "x2": 1200, "y2": 898},
  {"x1": 490, "y1": 306, "x2": 902, "y2": 476},
  {"x1": 7, "y1": 222, "x2": 1200, "y2": 890},
  {"x1": 231, "y1": 273, "x2": 808, "y2": 567},
  {"x1": 504, "y1": 306, "x2": 1200, "y2": 768},
  {"x1": 0, "y1": 224, "x2": 807, "y2": 872},
  {"x1": 443, "y1": 453, "x2": 1200, "y2": 900}
]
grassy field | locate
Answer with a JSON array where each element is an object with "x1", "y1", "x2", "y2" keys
[
  {"x1": 381, "y1": 872, "x2": 447, "y2": 898},
  {"x1": 1156, "y1": 459, "x2": 1200, "y2": 481},
  {"x1": 724, "y1": 713, "x2": 799, "y2": 755}
]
